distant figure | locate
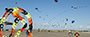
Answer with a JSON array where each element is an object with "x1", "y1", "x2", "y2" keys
[
  {"x1": 68, "y1": 30, "x2": 73, "y2": 37},
  {"x1": 74, "y1": 32, "x2": 80, "y2": 37}
]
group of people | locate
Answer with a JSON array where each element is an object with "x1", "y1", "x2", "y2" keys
[
  {"x1": 68, "y1": 31, "x2": 80, "y2": 37},
  {"x1": 0, "y1": 7, "x2": 33, "y2": 37}
]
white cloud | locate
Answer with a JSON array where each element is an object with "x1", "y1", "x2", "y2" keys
[
  {"x1": 41, "y1": 22, "x2": 49, "y2": 25},
  {"x1": 80, "y1": 25, "x2": 83, "y2": 28},
  {"x1": 87, "y1": 26, "x2": 90, "y2": 28},
  {"x1": 46, "y1": 22, "x2": 49, "y2": 25}
]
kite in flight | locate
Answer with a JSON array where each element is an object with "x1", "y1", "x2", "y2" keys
[{"x1": 0, "y1": 7, "x2": 33, "y2": 37}]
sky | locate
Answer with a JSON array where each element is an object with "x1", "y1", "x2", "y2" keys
[{"x1": 0, "y1": 0, "x2": 90, "y2": 30}]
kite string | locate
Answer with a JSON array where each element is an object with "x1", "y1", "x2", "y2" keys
[
  {"x1": 37, "y1": 10, "x2": 42, "y2": 13},
  {"x1": 47, "y1": 9, "x2": 72, "y2": 24},
  {"x1": 74, "y1": 5, "x2": 90, "y2": 9}
]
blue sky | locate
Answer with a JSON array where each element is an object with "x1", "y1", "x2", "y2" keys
[{"x1": 0, "y1": 0, "x2": 90, "y2": 30}]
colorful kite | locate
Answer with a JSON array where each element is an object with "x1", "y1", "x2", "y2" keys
[
  {"x1": 0, "y1": 7, "x2": 33, "y2": 37},
  {"x1": 72, "y1": 20, "x2": 75, "y2": 24},
  {"x1": 55, "y1": 0, "x2": 58, "y2": 2}
]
